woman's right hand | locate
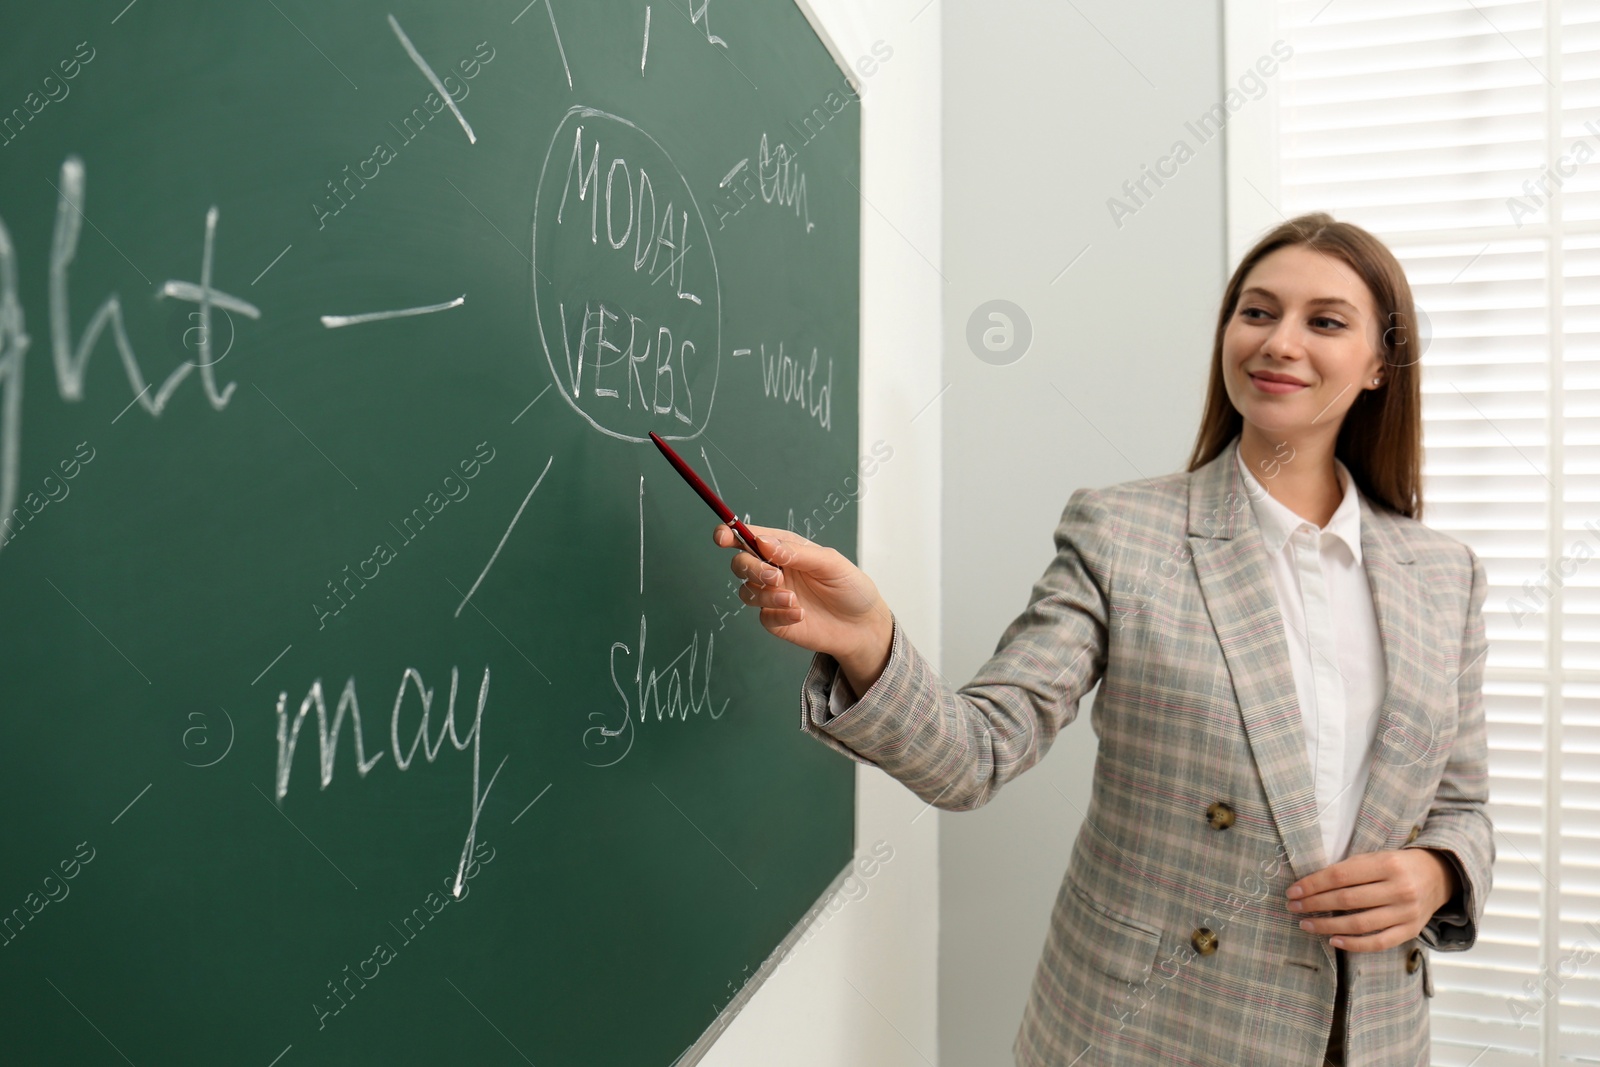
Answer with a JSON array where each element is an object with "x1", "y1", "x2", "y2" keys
[{"x1": 713, "y1": 523, "x2": 894, "y2": 691}]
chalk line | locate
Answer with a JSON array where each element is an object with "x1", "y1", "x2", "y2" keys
[
  {"x1": 454, "y1": 455, "x2": 554, "y2": 617},
  {"x1": 388, "y1": 13, "x2": 477, "y2": 144},
  {"x1": 320, "y1": 295, "x2": 464, "y2": 329}
]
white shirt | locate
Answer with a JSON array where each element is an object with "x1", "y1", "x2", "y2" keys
[
  {"x1": 1236, "y1": 448, "x2": 1386, "y2": 865},
  {"x1": 822, "y1": 451, "x2": 1387, "y2": 866}
]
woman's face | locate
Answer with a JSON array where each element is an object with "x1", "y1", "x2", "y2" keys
[{"x1": 1221, "y1": 243, "x2": 1386, "y2": 441}]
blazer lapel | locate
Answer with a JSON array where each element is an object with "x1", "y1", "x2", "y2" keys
[{"x1": 1185, "y1": 436, "x2": 1428, "y2": 898}]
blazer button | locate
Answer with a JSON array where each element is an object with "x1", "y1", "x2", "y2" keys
[
  {"x1": 1190, "y1": 927, "x2": 1218, "y2": 956},
  {"x1": 1406, "y1": 824, "x2": 1421, "y2": 845},
  {"x1": 1406, "y1": 947, "x2": 1423, "y2": 974},
  {"x1": 1206, "y1": 801, "x2": 1236, "y2": 830}
]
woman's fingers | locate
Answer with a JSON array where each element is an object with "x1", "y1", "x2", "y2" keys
[{"x1": 737, "y1": 582, "x2": 798, "y2": 609}]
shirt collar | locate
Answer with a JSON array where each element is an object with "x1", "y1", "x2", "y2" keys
[{"x1": 1235, "y1": 446, "x2": 1363, "y2": 564}]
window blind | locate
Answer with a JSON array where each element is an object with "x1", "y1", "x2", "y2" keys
[{"x1": 1226, "y1": 1, "x2": 1600, "y2": 1062}]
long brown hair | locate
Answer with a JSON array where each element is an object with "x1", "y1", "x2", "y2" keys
[{"x1": 1185, "y1": 212, "x2": 1423, "y2": 520}]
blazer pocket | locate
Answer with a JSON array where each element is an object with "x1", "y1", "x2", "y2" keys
[{"x1": 1062, "y1": 877, "x2": 1164, "y2": 985}]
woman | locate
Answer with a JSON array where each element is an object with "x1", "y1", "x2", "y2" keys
[{"x1": 713, "y1": 212, "x2": 1491, "y2": 1066}]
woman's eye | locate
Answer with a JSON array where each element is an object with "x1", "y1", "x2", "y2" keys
[
  {"x1": 1240, "y1": 307, "x2": 1270, "y2": 320},
  {"x1": 1312, "y1": 316, "x2": 1345, "y2": 330}
]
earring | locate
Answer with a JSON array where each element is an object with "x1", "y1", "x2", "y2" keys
[{"x1": 1372, "y1": 377, "x2": 1381, "y2": 385}]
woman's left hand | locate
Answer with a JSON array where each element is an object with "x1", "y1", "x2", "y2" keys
[{"x1": 1285, "y1": 848, "x2": 1458, "y2": 952}]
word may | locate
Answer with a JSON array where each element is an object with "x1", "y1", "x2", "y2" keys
[
  {"x1": 314, "y1": 41, "x2": 496, "y2": 230},
  {"x1": 583, "y1": 613, "x2": 729, "y2": 767},
  {"x1": 0, "y1": 440, "x2": 94, "y2": 550},
  {"x1": 314, "y1": 441, "x2": 496, "y2": 628},
  {"x1": 1108, "y1": 40, "x2": 1293, "y2": 229},
  {"x1": 774, "y1": 839, "x2": 895, "y2": 971},
  {"x1": 788, "y1": 438, "x2": 894, "y2": 541},
  {"x1": 757, "y1": 342, "x2": 832, "y2": 431},
  {"x1": 314, "y1": 840, "x2": 495, "y2": 1030},
  {"x1": 275, "y1": 665, "x2": 504, "y2": 897},
  {"x1": 1, "y1": 841, "x2": 96, "y2": 948},
  {"x1": 1507, "y1": 117, "x2": 1600, "y2": 227},
  {"x1": 1, "y1": 41, "x2": 95, "y2": 148}
]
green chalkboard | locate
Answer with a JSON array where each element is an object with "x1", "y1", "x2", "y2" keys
[{"x1": 0, "y1": 1, "x2": 859, "y2": 1063}]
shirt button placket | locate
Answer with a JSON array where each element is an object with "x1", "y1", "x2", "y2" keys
[{"x1": 1295, "y1": 524, "x2": 1345, "y2": 857}]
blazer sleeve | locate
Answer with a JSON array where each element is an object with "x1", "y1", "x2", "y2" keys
[
  {"x1": 795, "y1": 486, "x2": 1114, "y2": 812},
  {"x1": 1405, "y1": 543, "x2": 1494, "y2": 951}
]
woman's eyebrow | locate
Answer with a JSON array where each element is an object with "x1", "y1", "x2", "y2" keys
[{"x1": 1240, "y1": 286, "x2": 1360, "y2": 313}]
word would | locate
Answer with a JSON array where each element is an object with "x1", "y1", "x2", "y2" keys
[
  {"x1": 757, "y1": 342, "x2": 831, "y2": 431},
  {"x1": 1107, "y1": 40, "x2": 1293, "y2": 229},
  {"x1": 712, "y1": 40, "x2": 894, "y2": 232},
  {"x1": 0, "y1": 158, "x2": 258, "y2": 564},
  {"x1": 773, "y1": 839, "x2": 895, "y2": 971},
  {"x1": 1508, "y1": 118, "x2": 1600, "y2": 227},
  {"x1": 583, "y1": 613, "x2": 729, "y2": 767},
  {"x1": 1, "y1": 841, "x2": 96, "y2": 948},
  {"x1": 0, "y1": 440, "x2": 94, "y2": 551},
  {"x1": 314, "y1": 840, "x2": 496, "y2": 1030},
  {"x1": 274, "y1": 665, "x2": 504, "y2": 897},
  {"x1": 555, "y1": 299, "x2": 699, "y2": 422},
  {"x1": 787, "y1": 438, "x2": 894, "y2": 541},
  {"x1": 314, "y1": 441, "x2": 497, "y2": 628},
  {"x1": 1, "y1": 41, "x2": 95, "y2": 148},
  {"x1": 314, "y1": 41, "x2": 496, "y2": 230}
]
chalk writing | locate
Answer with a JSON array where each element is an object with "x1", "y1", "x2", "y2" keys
[
  {"x1": 757, "y1": 341, "x2": 831, "y2": 431},
  {"x1": 533, "y1": 107, "x2": 722, "y2": 443},
  {"x1": 582, "y1": 613, "x2": 729, "y2": 767},
  {"x1": 273, "y1": 665, "x2": 505, "y2": 897},
  {"x1": 314, "y1": 41, "x2": 495, "y2": 230}
]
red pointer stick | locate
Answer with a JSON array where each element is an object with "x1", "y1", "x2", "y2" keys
[{"x1": 648, "y1": 431, "x2": 773, "y2": 566}]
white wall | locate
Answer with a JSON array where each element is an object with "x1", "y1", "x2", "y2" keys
[
  {"x1": 697, "y1": 1, "x2": 944, "y2": 1063},
  {"x1": 938, "y1": 1, "x2": 1229, "y2": 1063}
]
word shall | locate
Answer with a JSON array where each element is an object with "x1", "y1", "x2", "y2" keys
[
  {"x1": 275, "y1": 665, "x2": 504, "y2": 898},
  {"x1": 0, "y1": 440, "x2": 93, "y2": 550},
  {"x1": 314, "y1": 441, "x2": 496, "y2": 628},
  {"x1": 1, "y1": 40, "x2": 95, "y2": 148},
  {"x1": 314, "y1": 840, "x2": 495, "y2": 1030},
  {"x1": 583, "y1": 612, "x2": 729, "y2": 767},
  {"x1": 2, "y1": 841, "x2": 96, "y2": 947},
  {"x1": 314, "y1": 41, "x2": 496, "y2": 230}
]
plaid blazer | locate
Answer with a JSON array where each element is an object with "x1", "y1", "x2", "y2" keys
[{"x1": 799, "y1": 434, "x2": 1492, "y2": 1066}]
